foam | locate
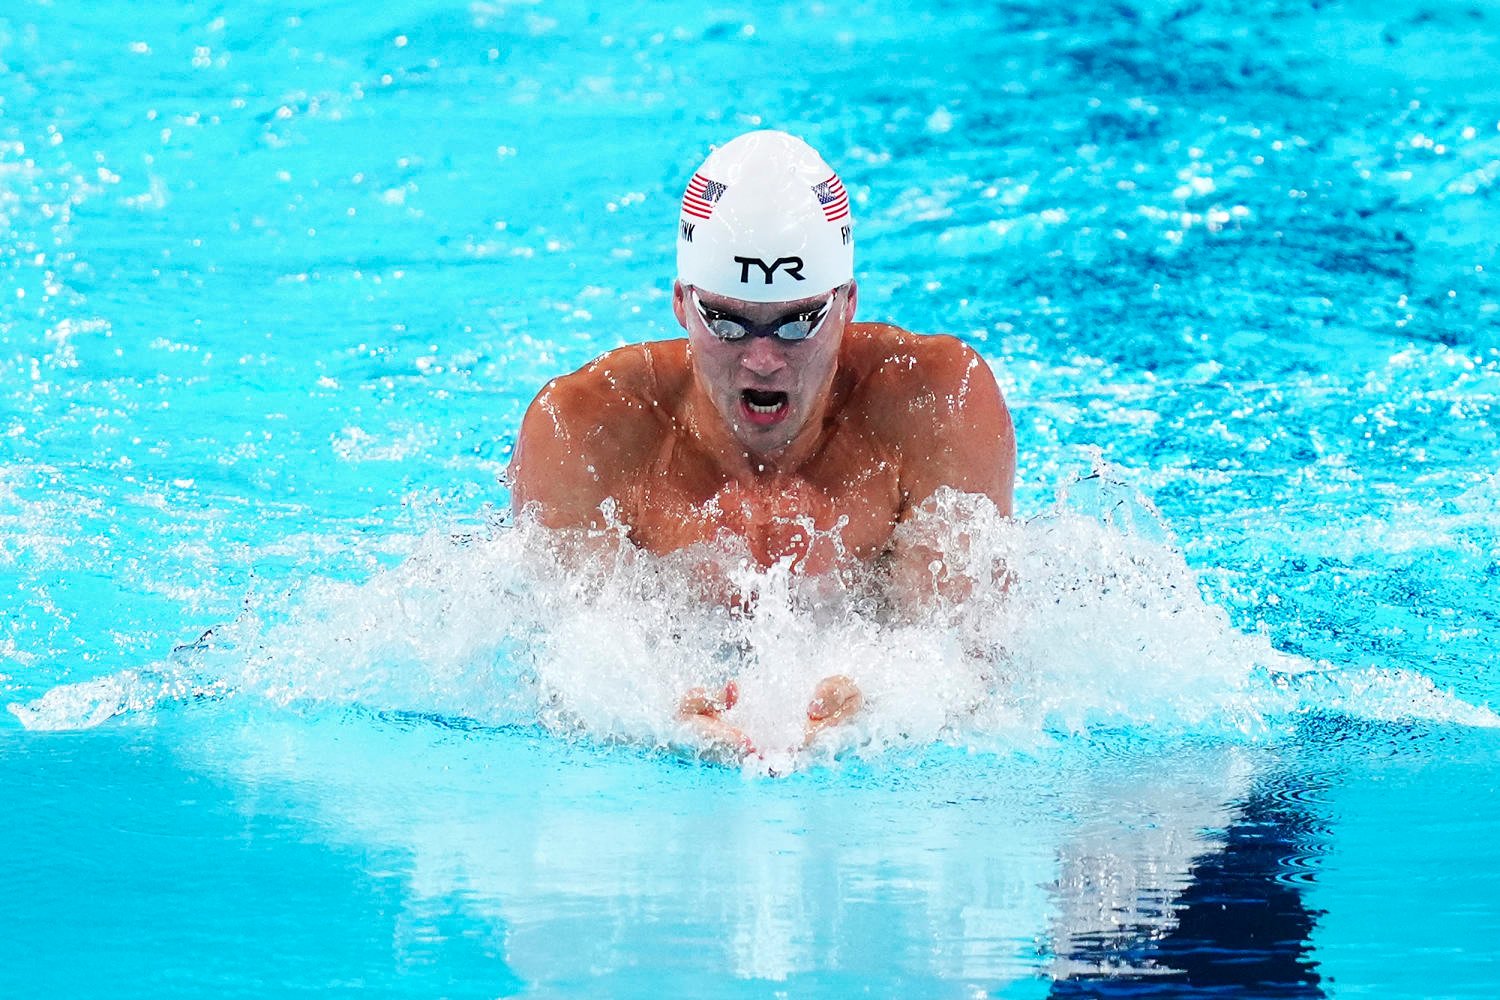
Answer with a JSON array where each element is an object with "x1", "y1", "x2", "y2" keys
[{"x1": 11, "y1": 469, "x2": 1497, "y2": 760}]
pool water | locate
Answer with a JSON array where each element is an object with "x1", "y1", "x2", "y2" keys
[{"x1": 3, "y1": 0, "x2": 1498, "y2": 996}]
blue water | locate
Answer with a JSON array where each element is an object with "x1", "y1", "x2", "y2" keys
[{"x1": 3, "y1": 0, "x2": 1499, "y2": 996}]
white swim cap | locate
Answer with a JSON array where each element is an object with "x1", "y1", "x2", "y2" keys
[{"x1": 676, "y1": 130, "x2": 854, "y2": 303}]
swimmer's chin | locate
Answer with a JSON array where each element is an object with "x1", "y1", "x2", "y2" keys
[{"x1": 726, "y1": 413, "x2": 802, "y2": 456}]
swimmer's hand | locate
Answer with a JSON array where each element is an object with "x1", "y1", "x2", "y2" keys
[
  {"x1": 803, "y1": 674, "x2": 863, "y2": 748},
  {"x1": 677, "y1": 681, "x2": 757, "y2": 762},
  {"x1": 677, "y1": 675, "x2": 864, "y2": 766}
]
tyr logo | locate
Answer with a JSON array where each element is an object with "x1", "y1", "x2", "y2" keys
[{"x1": 732, "y1": 255, "x2": 806, "y2": 284}]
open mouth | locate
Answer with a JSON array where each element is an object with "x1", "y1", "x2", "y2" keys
[{"x1": 740, "y1": 388, "x2": 790, "y2": 426}]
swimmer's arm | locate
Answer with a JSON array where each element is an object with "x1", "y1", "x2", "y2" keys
[
  {"x1": 885, "y1": 338, "x2": 1016, "y2": 609},
  {"x1": 508, "y1": 375, "x2": 643, "y2": 534}
]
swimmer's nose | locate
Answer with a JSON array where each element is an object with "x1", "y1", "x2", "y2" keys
[{"x1": 740, "y1": 335, "x2": 787, "y2": 377}]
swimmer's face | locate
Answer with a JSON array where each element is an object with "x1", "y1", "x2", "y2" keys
[{"x1": 673, "y1": 280, "x2": 857, "y2": 456}]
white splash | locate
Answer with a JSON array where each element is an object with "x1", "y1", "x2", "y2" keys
[{"x1": 11, "y1": 471, "x2": 1498, "y2": 756}]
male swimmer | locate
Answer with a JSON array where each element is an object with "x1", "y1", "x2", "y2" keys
[{"x1": 510, "y1": 130, "x2": 1016, "y2": 758}]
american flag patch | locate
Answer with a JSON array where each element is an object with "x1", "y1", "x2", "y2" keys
[
  {"x1": 812, "y1": 173, "x2": 850, "y2": 222},
  {"x1": 682, "y1": 173, "x2": 727, "y2": 220}
]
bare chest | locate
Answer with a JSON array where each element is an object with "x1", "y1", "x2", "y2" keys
[{"x1": 623, "y1": 439, "x2": 902, "y2": 575}]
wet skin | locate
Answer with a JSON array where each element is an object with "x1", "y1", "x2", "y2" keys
[{"x1": 510, "y1": 279, "x2": 1016, "y2": 757}]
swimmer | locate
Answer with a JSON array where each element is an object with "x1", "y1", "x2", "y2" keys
[{"x1": 510, "y1": 130, "x2": 1015, "y2": 759}]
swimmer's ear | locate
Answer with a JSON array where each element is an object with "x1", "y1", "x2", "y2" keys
[{"x1": 671, "y1": 280, "x2": 689, "y2": 331}]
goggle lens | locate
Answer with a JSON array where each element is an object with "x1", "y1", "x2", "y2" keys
[{"x1": 692, "y1": 290, "x2": 836, "y2": 342}]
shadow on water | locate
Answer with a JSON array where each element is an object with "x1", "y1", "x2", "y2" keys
[{"x1": 1051, "y1": 783, "x2": 1326, "y2": 997}]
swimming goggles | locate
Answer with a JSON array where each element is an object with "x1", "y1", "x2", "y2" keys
[{"x1": 691, "y1": 287, "x2": 838, "y2": 342}]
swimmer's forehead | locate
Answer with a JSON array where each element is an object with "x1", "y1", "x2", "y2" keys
[{"x1": 692, "y1": 286, "x2": 832, "y2": 313}]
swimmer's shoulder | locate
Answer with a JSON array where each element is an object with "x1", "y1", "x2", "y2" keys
[
  {"x1": 530, "y1": 340, "x2": 689, "y2": 436},
  {"x1": 512, "y1": 342, "x2": 688, "y2": 521},
  {"x1": 841, "y1": 324, "x2": 1015, "y2": 513},
  {"x1": 842, "y1": 322, "x2": 1003, "y2": 413}
]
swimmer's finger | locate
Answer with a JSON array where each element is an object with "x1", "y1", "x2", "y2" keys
[
  {"x1": 678, "y1": 681, "x2": 738, "y2": 718},
  {"x1": 804, "y1": 676, "x2": 864, "y2": 749},
  {"x1": 686, "y1": 714, "x2": 757, "y2": 762},
  {"x1": 803, "y1": 712, "x2": 846, "y2": 748},
  {"x1": 806, "y1": 675, "x2": 862, "y2": 721},
  {"x1": 677, "y1": 687, "x2": 715, "y2": 718}
]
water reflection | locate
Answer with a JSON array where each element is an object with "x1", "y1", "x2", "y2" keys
[{"x1": 186, "y1": 713, "x2": 1330, "y2": 993}]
